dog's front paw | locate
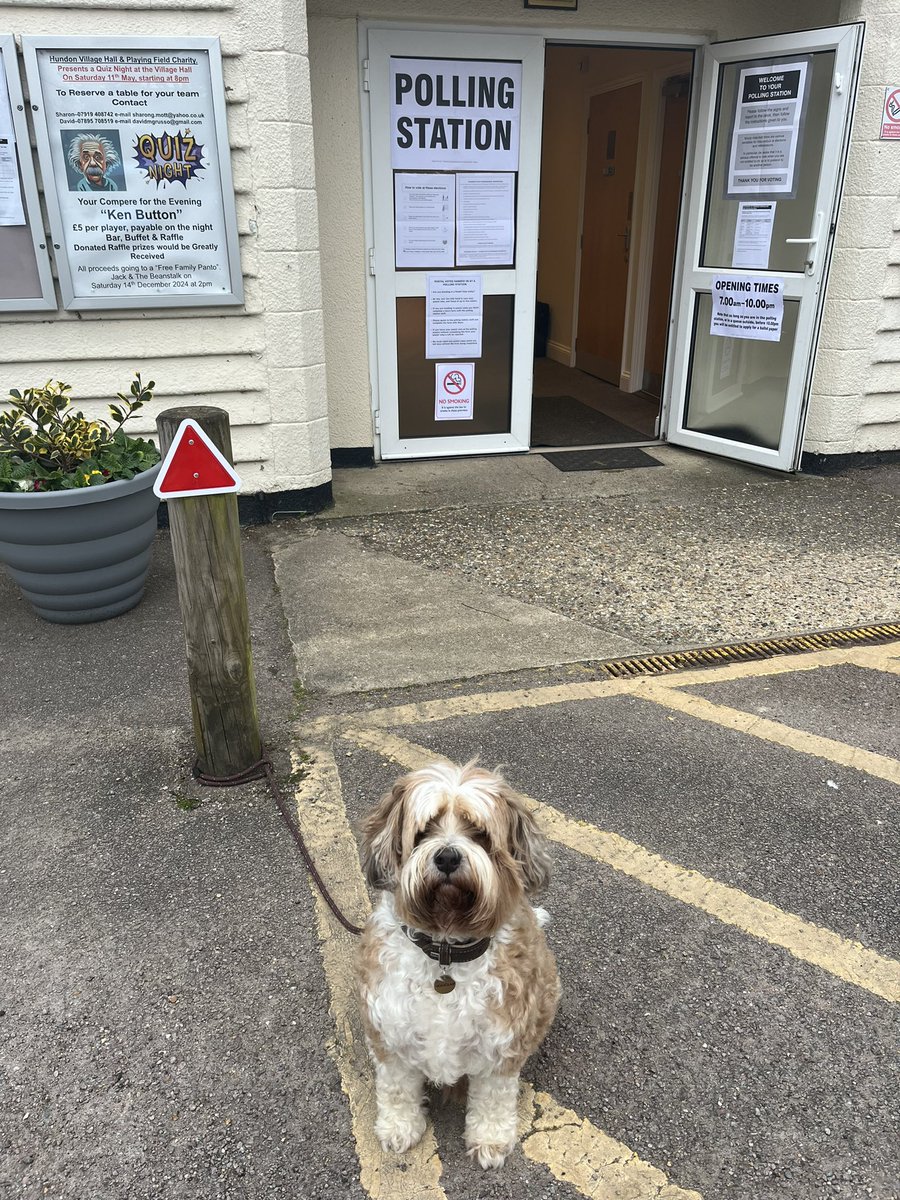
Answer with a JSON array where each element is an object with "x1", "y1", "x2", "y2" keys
[
  {"x1": 466, "y1": 1139, "x2": 516, "y2": 1169},
  {"x1": 376, "y1": 1111, "x2": 427, "y2": 1154}
]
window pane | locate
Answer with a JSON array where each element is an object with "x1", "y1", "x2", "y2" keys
[
  {"x1": 396, "y1": 294, "x2": 513, "y2": 438},
  {"x1": 700, "y1": 51, "x2": 834, "y2": 273},
  {"x1": 684, "y1": 292, "x2": 799, "y2": 450}
]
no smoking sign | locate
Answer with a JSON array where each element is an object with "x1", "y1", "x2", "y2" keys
[
  {"x1": 435, "y1": 361, "x2": 475, "y2": 421},
  {"x1": 880, "y1": 86, "x2": 900, "y2": 139}
]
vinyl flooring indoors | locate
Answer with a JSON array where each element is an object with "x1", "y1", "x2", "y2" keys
[{"x1": 531, "y1": 357, "x2": 660, "y2": 447}]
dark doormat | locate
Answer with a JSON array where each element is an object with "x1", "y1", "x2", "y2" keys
[
  {"x1": 531, "y1": 395, "x2": 645, "y2": 446},
  {"x1": 541, "y1": 447, "x2": 664, "y2": 472}
]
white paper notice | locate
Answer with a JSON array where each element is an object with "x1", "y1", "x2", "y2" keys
[
  {"x1": 456, "y1": 173, "x2": 515, "y2": 266},
  {"x1": 435, "y1": 362, "x2": 475, "y2": 421},
  {"x1": 732, "y1": 201, "x2": 776, "y2": 269},
  {"x1": 34, "y1": 47, "x2": 235, "y2": 300},
  {"x1": 727, "y1": 60, "x2": 808, "y2": 197},
  {"x1": 0, "y1": 63, "x2": 26, "y2": 226},
  {"x1": 390, "y1": 59, "x2": 521, "y2": 171},
  {"x1": 711, "y1": 274, "x2": 784, "y2": 341},
  {"x1": 395, "y1": 174, "x2": 454, "y2": 268},
  {"x1": 426, "y1": 273, "x2": 483, "y2": 359}
]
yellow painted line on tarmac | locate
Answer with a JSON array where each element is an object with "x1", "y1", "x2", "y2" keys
[
  {"x1": 290, "y1": 749, "x2": 447, "y2": 1200},
  {"x1": 304, "y1": 642, "x2": 900, "y2": 740},
  {"x1": 292, "y1": 747, "x2": 701, "y2": 1199},
  {"x1": 635, "y1": 682, "x2": 900, "y2": 787},
  {"x1": 304, "y1": 676, "x2": 638, "y2": 739},
  {"x1": 519, "y1": 1084, "x2": 702, "y2": 1200},
  {"x1": 347, "y1": 729, "x2": 900, "y2": 1004},
  {"x1": 650, "y1": 645, "x2": 894, "y2": 687},
  {"x1": 845, "y1": 644, "x2": 900, "y2": 675}
]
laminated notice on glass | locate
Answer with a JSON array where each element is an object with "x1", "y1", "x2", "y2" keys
[
  {"x1": 732, "y1": 200, "x2": 776, "y2": 268},
  {"x1": 426, "y1": 273, "x2": 483, "y2": 359},
  {"x1": 0, "y1": 34, "x2": 55, "y2": 310},
  {"x1": 711, "y1": 274, "x2": 783, "y2": 341},
  {"x1": 435, "y1": 363, "x2": 475, "y2": 421},
  {"x1": 456, "y1": 172, "x2": 515, "y2": 267},
  {"x1": 0, "y1": 65, "x2": 25, "y2": 226},
  {"x1": 24, "y1": 36, "x2": 243, "y2": 309},
  {"x1": 726, "y1": 60, "x2": 808, "y2": 198},
  {"x1": 395, "y1": 173, "x2": 454, "y2": 268},
  {"x1": 390, "y1": 58, "x2": 521, "y2": 171}
]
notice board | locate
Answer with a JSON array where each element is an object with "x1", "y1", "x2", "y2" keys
[
  {"x1": 23, "y1": 36, "x2": 243, "y2": 310},
  {"x1": 0, "y1": 35, "x2": 56, "y2": 310}
]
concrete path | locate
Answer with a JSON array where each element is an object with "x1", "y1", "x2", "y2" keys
[{"x1": 277, "y1": 452, "x2": 900, "y2": 691}]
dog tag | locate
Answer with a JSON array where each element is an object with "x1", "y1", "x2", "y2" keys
[{"x1": 434, "y1": 974, "x2": 456, "y2": 994}]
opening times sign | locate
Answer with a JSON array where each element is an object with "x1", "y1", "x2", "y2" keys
[{"x1": 24, "y1": 38, "x2": 242, "y2": 309}]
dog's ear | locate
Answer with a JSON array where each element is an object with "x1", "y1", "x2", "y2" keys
[
  {"x1": 359, "y1": 780, "x2": 408, "y2": 891},
  {"x1": 502, "y1": 786, "x2": 552, "y2": 896}
]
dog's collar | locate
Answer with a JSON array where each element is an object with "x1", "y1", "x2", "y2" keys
[{"x1": 400, "y1": 925, "x2": 492, "y2": 967}]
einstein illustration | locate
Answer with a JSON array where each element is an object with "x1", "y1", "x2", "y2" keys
[{"x1": 62, "y1": 131, "x2": 126, "y2": 192}]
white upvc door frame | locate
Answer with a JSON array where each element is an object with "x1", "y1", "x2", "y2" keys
[
  {"x1": 366, "y1": 27, "x2": 544, "y2": 460},
  {"x1": 359, "y1": 20, "x2": 705, "y2": 462},
  {"x1": 663, "y1": 23, "x2": 864, "y2": 471}
]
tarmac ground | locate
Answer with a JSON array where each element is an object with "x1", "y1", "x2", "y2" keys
[{"x1": 1, "y1": 448, "x2": 898, "y2": 1199}]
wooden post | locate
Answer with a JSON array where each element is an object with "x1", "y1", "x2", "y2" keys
[{"x1": 156, "y1": 406, "x2": 261, "y2": 778}]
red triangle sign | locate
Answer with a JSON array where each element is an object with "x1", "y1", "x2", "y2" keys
[{"x1": 154, "y1": 420, "x2": 242, "y2": 499}]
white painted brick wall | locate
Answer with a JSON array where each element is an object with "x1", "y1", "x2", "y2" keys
[
  {"x1": 811, "y1": 0, "x2": 900, "y2": 453},
  {"x1": 0, "y1": 0, "x2": 331, "y2": 494}
]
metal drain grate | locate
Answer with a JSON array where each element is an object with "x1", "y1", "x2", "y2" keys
[{"x1": 597, "y1": 622, "x2": 900, "y2": 679}]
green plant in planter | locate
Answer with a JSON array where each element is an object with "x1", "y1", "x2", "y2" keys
[{"x1": 0, "y1": 374, "x2": 160, "y2": 493}]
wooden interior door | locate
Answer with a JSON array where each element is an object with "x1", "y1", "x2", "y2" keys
[{"x1": 575, "y1": 82, "x2": 641, "y2": 385}]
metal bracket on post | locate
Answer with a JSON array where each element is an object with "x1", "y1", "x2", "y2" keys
[{"x1": 156, "y1": 406, "x2": 262, "y2": 780}]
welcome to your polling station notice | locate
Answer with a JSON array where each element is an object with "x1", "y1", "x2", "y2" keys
[{"x1": 30, "y1": 45, "x2": 239, "y2": 305}]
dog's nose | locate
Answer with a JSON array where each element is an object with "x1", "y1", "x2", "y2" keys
[{"x1": 433, "y1": 846, "x2": 462, "y2": 876}]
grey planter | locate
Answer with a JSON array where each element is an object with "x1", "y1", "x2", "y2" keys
[{"x1": 0, "y1": 463, "x2": 161, "y2": 624}]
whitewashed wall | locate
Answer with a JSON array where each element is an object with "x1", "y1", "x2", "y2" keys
[
  {"x1": 308, "y1": 0, "x2": 849, "y2": 455},
  {"x1": 0, "y1": 0, "x2": 330, "y2": 494},
  {"x1": 807, "y1": 0, "x2": 900, "y2": 454}
]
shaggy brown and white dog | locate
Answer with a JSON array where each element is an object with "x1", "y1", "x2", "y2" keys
[{"x1": 357, "y1": 760, "x2": 560, "y2": 1169}]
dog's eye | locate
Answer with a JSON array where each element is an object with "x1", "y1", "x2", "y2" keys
[
  {"x1": 413, "y1": 830, "x2": 427, "y2": 847},
  {"x1": 472, "y1": 829, "x2": 490, "y2": 847}
]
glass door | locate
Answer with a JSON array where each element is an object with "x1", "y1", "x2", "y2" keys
[
  {"x1": 366, "y1": 28, "x2": 544, "y2": 459},
  {"x1": 666, "y1": 25, "x2": 863, "y2": 471}
]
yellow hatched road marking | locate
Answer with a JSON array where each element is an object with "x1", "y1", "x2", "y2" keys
[
  {"x1": 304, "y1": 677, "x2": 638, "y2": 739},
  {"x1": 291, "y1": 749, "x2": 446, "y2": 1200},
  {"x1": 305, "y1": 641, "x2": 900, "y2": 738},
  {"x1": 846, "y1": 645, "x2": 900, "y2": 675},
  {"x1": 519, "y1": 1084, "x2": 702, "y2": 1200},
  {"x1": 293, "y1": 747, "x2": 702, "y2": 1198},
  {"x1": 636, "y1": 683, "x2": 900, "y2": 787},
  {"x1": 346, "y1": 729, "x2": 900, "y2": 1005}
]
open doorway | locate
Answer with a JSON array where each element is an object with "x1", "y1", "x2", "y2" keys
[{"x1": 532, "y1": 45, "x2": 693, "y2": 450}]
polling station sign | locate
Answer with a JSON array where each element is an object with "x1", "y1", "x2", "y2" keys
[{"x1": 390, "y1": 59, "x2": 522, "y2": 170}]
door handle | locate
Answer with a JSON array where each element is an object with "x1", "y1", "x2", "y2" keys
[{"x1": 785, "y1": 212, "x2": 822, "y2": 275}]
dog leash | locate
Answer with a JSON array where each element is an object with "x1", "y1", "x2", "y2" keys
[{"x1": 195, "y1": 754, "x2": 364, "y2": 937}]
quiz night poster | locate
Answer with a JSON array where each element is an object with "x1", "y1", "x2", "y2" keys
[{"x1": 32, "y1": 45, "x2": 239, "y2": 304}]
